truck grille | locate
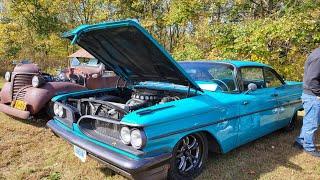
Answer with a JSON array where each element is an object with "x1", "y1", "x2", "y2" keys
[{"x1": 12, "y1": 73, "x2": 34, "y2": 100}]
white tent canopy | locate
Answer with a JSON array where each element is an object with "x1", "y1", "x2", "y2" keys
[{"x1": 68, "y1": 48, "x2": 94, "y2": 59}]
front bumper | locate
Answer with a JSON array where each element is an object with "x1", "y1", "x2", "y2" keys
[
  {"x1": 47, "y1": 120, "x2": 171, "y2": 180},
  {"x1": 0, "y1": 103, "x2": 30, "y2": 119}
]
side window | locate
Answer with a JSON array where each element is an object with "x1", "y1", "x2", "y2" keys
[
  {"x1": 264, "y1": 69, "x2": 283, "y2": 88},
  {"x1": 240, "y1": 67, "x2": 265, "y2": 90}
]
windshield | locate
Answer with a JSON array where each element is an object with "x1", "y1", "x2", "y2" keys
[
  {"x1": 179, "y1": 62, "x2": 237, "y2": 92},
  {"x1": 70, "y1": 57, "x2": 99, "y2": 67}
]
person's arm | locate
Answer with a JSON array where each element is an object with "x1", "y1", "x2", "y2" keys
[{"x1": 307, "y1": 58, "x2": 320, "y2": 95}]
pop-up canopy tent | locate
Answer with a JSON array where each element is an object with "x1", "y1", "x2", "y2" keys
[{"x1": 68, "y1": 48, "x2": 94, "y2": 59}]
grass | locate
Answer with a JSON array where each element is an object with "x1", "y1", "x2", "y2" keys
[
  {"x1": 0, "y1": 78, "x2": 5, "y2": 89},
  {"x1": 1, "y1": 113, "x2": 320, "y2": 179},
  {"x1": 0, "y1": 115, "x2": 125, "y2": 180}
]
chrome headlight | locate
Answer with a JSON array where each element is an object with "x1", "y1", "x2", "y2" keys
[
  {"x1": 58, "y1": 105, "x2": 65, "y2": 117},
  {"x1": 120, "y1": 126, "x2": 131, "y2": 145},
  {"x1": 32, "y1": 76, "x2": 45, "y2": 88},
  {"x1": 53, "y1": 103, "x2": 60, "y2": 115},
  {"x1": 130, "y1": 129, "x2": 146, "y2": 149},
  {"x1": 53, "y1": 103, "x2": 65, "y2": 118},
  {"x1": 4, "y1": 71, "x2": 11, "y2": 82}
]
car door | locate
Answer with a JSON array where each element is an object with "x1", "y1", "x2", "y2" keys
[
  {"x1": 263, "y1": 68, "x2": 297, "y2": 128},
  {"x1": 236, "y1": 67, "x2": 279, "y2": 146}
]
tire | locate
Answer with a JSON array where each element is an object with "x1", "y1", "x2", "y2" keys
[
  {"x1": 168, "y1": 133, "x2": 208, "y2": 180},
  {"x1": 34, "y1": 102, "x2": 54, "y2": 120},
  {"x1": 284, "y1": 111, "x2": 297, "y2": 132},
  {"x1": 45, "y1": 101, "x2": 55, "y2": 118}
]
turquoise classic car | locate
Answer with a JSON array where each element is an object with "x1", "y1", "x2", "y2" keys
[{"x1": 47, "y1": 20, "x2": 303, "y2": 179}]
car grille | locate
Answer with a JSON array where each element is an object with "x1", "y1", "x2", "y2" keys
[
  {"x1": 12, "y1": 73, "x2": 34, "y2": 100},
  {"x1": 78, "y1": 116, "x2": 121, "y2": 141},
  {"x1": 94, "y1": 120, "x2": 121, "y2": 139},
  {"x1": 77, "y1": 115, "x2": 144, "y2": 156}
]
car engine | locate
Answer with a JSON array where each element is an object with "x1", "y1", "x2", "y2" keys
[{"x1": 66, "y1": 87, "x2": 185, "y2": 120}]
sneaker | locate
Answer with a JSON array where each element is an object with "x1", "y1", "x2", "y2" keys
[
  {"x1": 304, "y1": 150, "x2": 320, "y2": 157},
  {"x1": 293, "y1": 141, "x2": 303, "y2": 150}
]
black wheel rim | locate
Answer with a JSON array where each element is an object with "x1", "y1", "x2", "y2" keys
[{"x1": 175, "y1": 134, "x2": 203, "y2": 174}]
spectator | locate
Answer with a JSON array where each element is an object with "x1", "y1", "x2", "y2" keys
[{"x1": 294, "y1": 47, "x2": 320, "y2": 157}]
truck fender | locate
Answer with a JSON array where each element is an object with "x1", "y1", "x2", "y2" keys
[
  {"x1": 24, "y1": 82, "x2": 87, "y2": 114},
  {"x1": 0, "y1": 82, "x2": 12, "y2": 104}
]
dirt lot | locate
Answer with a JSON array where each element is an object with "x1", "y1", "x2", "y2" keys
[{"x1": 0, "y1": 112, "x2": 320, "y2": 180}]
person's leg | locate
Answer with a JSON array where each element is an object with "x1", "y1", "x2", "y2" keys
[
  {"x1": 296, "y1": 94, "x2": 311, "y2": 146},
  {"x1": 303, "y1": 97, "x2": 320, "y2": 151}
]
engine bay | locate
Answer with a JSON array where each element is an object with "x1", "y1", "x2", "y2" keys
[{"x1": 66, "y1": 87, "x2": 193, "y2": 120}]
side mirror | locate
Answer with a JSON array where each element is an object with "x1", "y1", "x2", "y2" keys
[
  {"x1": 281, "y1": 75, "x2": 285, "y2": 80},
  {"x1": 245, "y1": 83, "x2": 257, "y2": 94}
]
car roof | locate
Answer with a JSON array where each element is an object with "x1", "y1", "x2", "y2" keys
[{"x1": 179, "y1": 60, "x2": 271, "y2": 68}]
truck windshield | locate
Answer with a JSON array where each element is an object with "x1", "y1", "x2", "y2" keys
[{"x1": 70, "y1": 58, "x2": 99, "y2": 67}]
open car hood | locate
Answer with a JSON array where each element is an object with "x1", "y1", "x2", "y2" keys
[{"x1": 63, "y1": 20, "x2": 202, "y2": 91}]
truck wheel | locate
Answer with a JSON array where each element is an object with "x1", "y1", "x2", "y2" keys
[
  {"x1": 284, "y1": 111, "x2": 298, "y2": 132},
  {"x1": 34, "y1": 102, "x2": 54, "y2": 120},
  {"x1": 168, "y1": 133, "x2": 208, "y2": 180},
  {"x1": 45, "y1": 102, "x2": 54, "y2": 118}
]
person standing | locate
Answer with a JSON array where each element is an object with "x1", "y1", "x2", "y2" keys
[{"x1": 294, "y1": 47, "x2": 320, "y2": 157}]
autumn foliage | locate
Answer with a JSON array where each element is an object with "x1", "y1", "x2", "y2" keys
[{"x1": 0, "y1": 0, "x2": 319, "y2": 81}]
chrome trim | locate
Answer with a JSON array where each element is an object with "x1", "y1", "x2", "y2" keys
[
  {"x1": 54, "y1": 102, "x2": 76, "y2": 128},
  {"x1": 149, "y1": 100, "x2": 302, "y2": 140}
]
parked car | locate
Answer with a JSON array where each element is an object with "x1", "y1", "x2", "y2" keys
[
  {"x1": 61, "y1": 48, "x2": 120, "y2": 89},
  {"x1": 47, "y1": 20, "x2": 303, "y2": 179},
  {"x1": 0, "y1": 50, "x2": 120, "y2": 119}
]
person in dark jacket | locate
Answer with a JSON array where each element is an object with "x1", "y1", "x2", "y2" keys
[{"x1": 295, "y1": 47, "x2": 320, "y2": 157}]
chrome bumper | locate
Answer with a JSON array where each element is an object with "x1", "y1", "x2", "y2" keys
[{"x1": 47, "y1": 120, "x2": 171, "y2": 180}]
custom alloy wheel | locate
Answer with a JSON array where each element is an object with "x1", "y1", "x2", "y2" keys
[{"x1": 169, "y1": 133, "x2": 208, "y2": 180}]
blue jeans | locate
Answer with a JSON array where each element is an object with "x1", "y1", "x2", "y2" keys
[{"x1": 296, "y1": 93, "x2": 320, "y2": 151}]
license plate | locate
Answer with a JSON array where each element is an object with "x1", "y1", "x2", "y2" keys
[
  {"x1": 13, "y1": 100, "x2": 27, "y2": 111},
  {"x1": 74, "y1": 145, "x2": 87, "y2": 162}
]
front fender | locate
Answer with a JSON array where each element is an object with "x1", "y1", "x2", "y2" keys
[
  {"x1": 0, "y1": 82, "x2": 12, "y2": 103},
  {"x1": 143, "y1": 115, "x2": 238, "y2": 156},
  {"x1": 122, "y1": 94, "x2": 240, "y2": 155},
  {"x1": 24, "y1": 82, "x2": 87, "y2": 114}
]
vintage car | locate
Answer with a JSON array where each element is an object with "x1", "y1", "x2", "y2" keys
[
  {"x1": 0, "y1": 50, "x2": 119, "y2": 119},
  {"x1": 61, "y1": 48, "x2": 120, "y2": 89},
  {"x1": 46, "y1": 20, "x2": 303, "y2": 179}
]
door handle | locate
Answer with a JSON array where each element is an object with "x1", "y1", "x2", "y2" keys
[
  {"x1": 242, "y1": 101, "x2": 249, "y2": 105},
  {"x1": 271, "y1": 94, "x2": 279, "y2": 97}
]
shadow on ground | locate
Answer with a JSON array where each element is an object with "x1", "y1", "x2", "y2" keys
[{"x1": 9, "y1": 114, "x2": 51, "y2": 128}]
